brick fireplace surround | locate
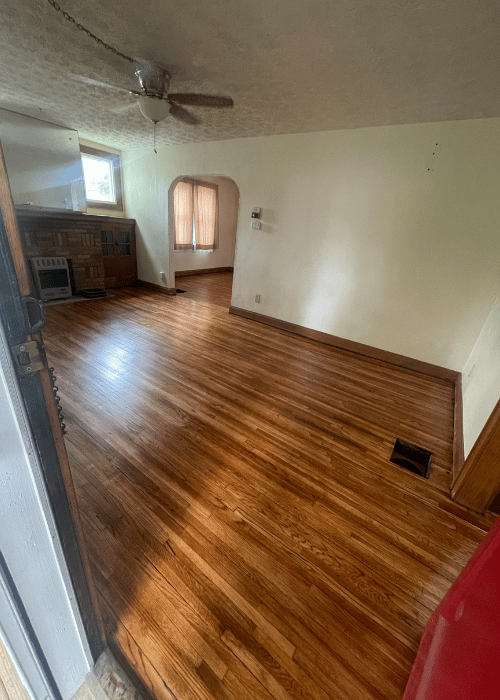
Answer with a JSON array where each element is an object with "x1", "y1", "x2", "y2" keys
[{"x1": 16, "y1": 207, "x2": 136, "y2": 293}]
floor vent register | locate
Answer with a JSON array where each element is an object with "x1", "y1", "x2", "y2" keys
[{"x1": 390, "y1": 438, "x2": 432, "y2": 479}]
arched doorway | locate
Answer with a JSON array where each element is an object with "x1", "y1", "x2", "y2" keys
[{"x1": 168, "y1": 175, "x2": 240, "y2": 305}]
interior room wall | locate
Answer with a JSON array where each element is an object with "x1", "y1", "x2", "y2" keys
[
  {"x1": 78, "y1": 138, "x2": 126, "y2": 218},
  {"x1": 122, "y1": 118, "x2": 500, "y2": 377},
  {"x1": 172, "y1": 175, "x2": 239, "y2": 274},
  {"x1": 462, "y1": 295, "x2": 500, "y2": 458}
]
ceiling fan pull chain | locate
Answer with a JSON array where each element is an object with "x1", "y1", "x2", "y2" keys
[
  {"x1": 153, "y1": 122, "x2": 157, "y2": 154},
  {"x1": 45, "y1": 0, "x2": 134, "y2": 63}
]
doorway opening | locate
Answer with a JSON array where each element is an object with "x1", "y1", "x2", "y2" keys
[{"x1": 168, "y1": 175, "x2": 240, "y2": 308}]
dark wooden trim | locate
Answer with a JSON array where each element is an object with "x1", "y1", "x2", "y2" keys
[
  {"x1": 0, "y1": 147, "x2": 31, "y2": 295},
  {"x1": 452, "y1": 399, "x2": 500, "y2": 512},
  {"x1": 136, "y1": 279, "x2": 177, "y2": 295},
  {"x1": 452, "y1": 373, "x2": 464, "y2": 486},
  {"x1": 80, "y1": 145, "x2": 124, "y2": 212},
  {"x1": 175, "y1": 266, "x2": 234, "y2": 278},
  {"x1": 15, "y1": 207, "x2": 135, "y2": 225},
  {"x1": 229, "y1": 306, "x2": 459, "y2": 383}
]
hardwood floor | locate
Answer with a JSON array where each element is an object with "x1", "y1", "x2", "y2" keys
[
  {"x1": 175, "y1": 272, "x2": 234, "y2": 308},
  {"x1": 43, "y1": 273, "x2": 496, "y2": 700}
]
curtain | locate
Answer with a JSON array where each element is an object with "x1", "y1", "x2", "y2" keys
[
  {"x1": 174, "y1": 180, "x2": 194, "y2": 250},
  {"x1": 194, "y1": 183, "x2": 218, "y2": 250}
]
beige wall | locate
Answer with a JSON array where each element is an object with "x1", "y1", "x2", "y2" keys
[
  {"x1": 172, "y1": 176, "x2": 239, "y2": 274},
  {"x1": 122, "y1": 118, "x2": 500, "y2": 376},
  {"x1": 78, "y1": 138, "x2": 126, "y2": 218}
]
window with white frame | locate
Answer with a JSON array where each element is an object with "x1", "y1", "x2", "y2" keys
[{"x1": 80, "y1": 145, "x2": 123, "y2": 211}]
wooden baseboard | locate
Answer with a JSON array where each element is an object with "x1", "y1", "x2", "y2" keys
[
  {"x1": 452, "y1": 373, "x2": 464, "y2": 486},
  {"x1": 175, "y1": 266, "x2": 234, "y2": 278},
  {"x1": 136, "y1": 279, "x2": 176, "y2": 295},
  {"x1": 229, "y1": 306, "x2": 459, "y2": 384}
]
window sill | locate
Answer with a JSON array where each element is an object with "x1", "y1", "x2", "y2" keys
[
  {"x1": 86, "y1": 201, "x2": 122, "y2": 212},
  {"x1": 174, "y1": 249, "x2": 214, "y2": 253}
]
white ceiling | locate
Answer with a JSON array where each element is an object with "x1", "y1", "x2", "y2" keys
[{"x1": 1, "y1": 0, "x2": 500, "y2": 149}]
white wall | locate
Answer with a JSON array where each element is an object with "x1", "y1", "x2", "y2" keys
[
  {"x1": 122, "y1": 118, "x2": 500, "y2": 372},
  {"x1": 172, "y1": 176, "x2": 239, "y2": 274},
  {"x1": 122, "y1": 152, "x2": 168, "y2": 288},
  {"x1": 462, "y1": 296, "x2": 500, "y2": 457},
  {"x1": 0, "y1": 321, "x2": 91, "y2": 699}
]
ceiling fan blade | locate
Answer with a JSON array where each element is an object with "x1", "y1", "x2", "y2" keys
[
  {"x1": 70, "y1": 75, "x2": 124, "y2": 91},
  {"x1": 168, "y1": 103, "x2": 200, "y2": 125},
  {"x1": 167, "y1": 94, "x2": 234, "y2": 107},
  {"x1": 69, "y1": 74, "x2": 140, "y2": 95},
  {"x1": 109, "y1": 101, "x2": 140, "y2": 114}
]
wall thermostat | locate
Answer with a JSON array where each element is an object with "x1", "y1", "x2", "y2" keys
[{"x1": 251, "y1": 207, "x2": 261, "y2": 219}]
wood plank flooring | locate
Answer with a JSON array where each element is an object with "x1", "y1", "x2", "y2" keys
[
  {"x1": 175, "y1": 273, "x2": 234, "y2": 308},
  {"x1": 43, "y1": 273, "x2": 497, "y2": 700}
]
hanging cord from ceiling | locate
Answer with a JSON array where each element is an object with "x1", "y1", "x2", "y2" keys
[{"x1": 45, "y1": 0, "x2": 134, "y2": 63}]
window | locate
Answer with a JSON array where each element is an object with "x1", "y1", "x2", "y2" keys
[
  {"x1": 174, "y1": 178, "x2": 218, "y2": 251},
  {"x1": 80, "y1": 145, "x2": 123, "y2": 211}
]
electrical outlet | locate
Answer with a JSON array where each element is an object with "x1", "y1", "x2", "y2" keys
[
  {"x1": 255, "y1": 294, "x2": 261, "y2": 303},
  {"x1": 251, "y1": 221, "x2": 261, "y2": 230},
  {"x1": 160, "y1": 271, "x2": 167, "y2": 284}
]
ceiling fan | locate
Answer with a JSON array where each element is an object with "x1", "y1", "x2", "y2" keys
[
  {"x1": 124, "y1": 61, "x2": 233, "y2": 127},
  {"x1": 46, "y1": 0, "x2": 234, "y2": 144}
]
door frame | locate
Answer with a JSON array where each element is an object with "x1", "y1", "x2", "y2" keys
[
  {"x1": 452, "y1": 399, "x2": 500, "y2": 512},
  {"x1": 167, "y1": 174, "x2": 240, "y2": 294},
  {"x1": 0, "y1": 140, "x2": 105, "y2": 664}
]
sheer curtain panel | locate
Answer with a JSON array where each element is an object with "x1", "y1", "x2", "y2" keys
[
  {"x1": 194, "y1": 183, "x2": 218, "y2": 250},
  {"x1": 174, "y1": 180, "x2": 194, "y2": 250}
]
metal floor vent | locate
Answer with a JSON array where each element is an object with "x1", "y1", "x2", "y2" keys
[
  {"x1": 390, "y1": 438, "x2": 432, "y2": 479},
  {"x1": 80, "y1": 288, "x2": 107, "y2": 298}
]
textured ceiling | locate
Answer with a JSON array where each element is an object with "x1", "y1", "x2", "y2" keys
[{"x1": 0, "y1": 0, "x2": 500, "y2": 149}]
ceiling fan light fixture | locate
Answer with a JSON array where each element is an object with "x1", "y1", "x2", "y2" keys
[{"x1": 137, "y1": 95, "x2": 170, "y2": 124}]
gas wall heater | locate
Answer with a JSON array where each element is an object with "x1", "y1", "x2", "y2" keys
[{"x1": 30, "y1": 257, "x2": 72, "y2": 301}]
